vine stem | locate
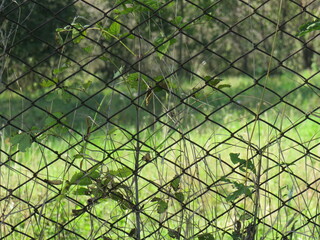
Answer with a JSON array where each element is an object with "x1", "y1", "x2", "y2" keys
[
  {"x1": 250, "y1": 0, "x2": 284, "y2": 238},
  {"x1": 134, "y1": 20, "x2": 143, "y2": 240}
]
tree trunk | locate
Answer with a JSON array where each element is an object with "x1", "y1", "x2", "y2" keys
[{"x1": 302, "y1": 46, "x2": 313, "y2": 69}]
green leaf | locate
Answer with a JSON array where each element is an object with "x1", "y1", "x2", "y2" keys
[
  {"x1": 157, "y1": 199, "x2": 168, "y2": 214},
  {"x1": 102, "y1": 174, "x2": 114, "y2": 185},
  {"x1": 119, "y1": 199, "x2": 135, "y2": 210},
  {"x1": 73, "y1": 187, "x2": 89, "y2": 195},
  {"x1": 99, "y1": 55, "x2": 110, "y2": 62},
  {"x1": 154, "y1": 37, "x2": 169, "y2": 59},
  {"x1": 127, "y1": 72, "x2": 139, "y2": 81},
  {"x1": 207, "y1": 78, "x2": 222, "y2": 87},
  {"x1": 142, "y1": 152, "x2": 151, "y2": 162},
  {"x1": 89, "y1": 187, "x2": 102, "y2": 199},
  {"x1": 108, "y1": 21, "x2": 121, "y2": 36},
  {"x1": 231, "y1": 231, "x2": 242, "y2": 240},
  {"x1": 226, "y1": 183, "x2": 253, "y2": 202},
  {"x1": 71, "y1": 23, "x2": 86, "y2": 43},
  {"x1": 129, "y1": 228, "x2": 137, "y2": 238},
  {"x1": 101, "y1": 27, "x2": 111, "y2": 41},
  {"x1": 44, "y1": 112, "x2": 64, "y2": 127},
  {"x1": 152, "y1": 197, "x2": 169, "y2": 213},
  {"x1": 217, "y1": 84, "x2": 231, "y2": 89},
  {"x1": 52, "y1": 61, "x2": 71, "y2": 75},
  {"x1": 203, "y1": 76, "x2": 212, "y2": 81},
  {"x1": 70, "y1": 172, "x2": 92, "y2": 186},
  {"x1": 126, "y1": 72, "x2": 148, "y2": 89},
  {"x1": 154, "y1": 37, "x2": 176, "y2": 60},
  {"x1": 44, "y1": 179, "x2": 63, "y2": 185},
  {"x1": 230, "y1": 153, "x2": 245, "y2": 164},
  {"x1": 172, "y1": 16, "x2": 183, "y2": 27},
  {"x1": 158, "y1": 40, "x2": 171, "y2": 59},
  {"x1": 78, "y1": 177, "x2": 92, "y2": 186},
  {"x1": 239, "y1": 213, "x2": 253, "y2": 221},
  {"x1": 192, "y1": 87, "x2": 202, "y2": 98},
  {"x1": 10, "y1": 132, "x2": 33, "y2": 152},
  {"x1": 113, "y1": 66, "x2": 124, "y2": 79},
  {"x1": 168, "y1": 229, "x2": 180, "y2": 239},
  {"x1": 174, "y1": 192, "x2": 185, "y2": 203},
  {"x1": 297, "y1": 19, "x2": 320, "y2": 37},
  {"x1": 109, "y1": 191, "x2": 124, "y2": 201},
  {"x1": 72, "y1": 208, "x2": 85, "y2": 216},
  {"x1": 239, "y1": 162, "x2": 256, "y2": 174},
  {"x1": 170, "y1": 38, "x2": 177, "y2": 45},
  {"x1": 82, "y1": 46, "x2": 93, "y2": 53},
  {"x1": 88, "y1": 170, "x2": 100, "y2": 180},
  {"x1": 119, "y1": 32, "x2": 135, "y2": 39},
  {"x1": 127, "y1": 72, "x2": 139, "y2": 87},
  {"x1": 151, "y1": 197, "x2": 162, "y2": 202},
  {"x1": 53, "y1": 66, "x2": 68, "y2": 75},
  {"x1": 138, "y1": 0, "x2": 159, "y2": 10},
  {"x1": 60, "y1": 180, "x2": 71, "y2": 197},
  {"x1": 114, "y1": 7, "x2": 134, "y2": 15},
  {"x1": 126, "y1": 33, "x2": 135, "y2": 39},
  {"x1": 170, "y1": 175, "x2": 181, "y2": 191},
  {"x1": 60, "y1": 89, "x2": 72, "y2": 103},
  {"x1": 220, "y1": 176, "x2": 231, "y2": 184},
  {"x1": 55, "y1": 32, "x2": 63, "y2": 45},
  {"x1": 153, "y1": 76, "x2": 172, "y2": 92},
  {"x1": 40, "y1": 79, "x2": 56, "y2": 87},
  {"x1": 116, "y1": 184, "x2": 133, "y2": 198},
  {"x1": 198, "y1": 233, "x2": 215, "y2": 240},
  {"x1": 205, "y1": 78, "x2": 231, "y2": 91},
  {"x1": 41, "y1": 77, "x2": 59, "y2": 89},
  {"x1": 56, "y1": 27, "x2": 65, "y2": 32},
  {"x1": 109, "y1": 167, "x2": 132, "y2": 178},
  {"x1": 82, "y1": 81, "x2": 92, "y2": 90},
  {"x1": 229, "y1": 153, "x2": 256, "y2": 174},
  {"x1": 154, "y1": 76, "x2": 164, "y2": 82},
  {"x1": 102, "y1": 236, "x2": 112, "y2": 240}
]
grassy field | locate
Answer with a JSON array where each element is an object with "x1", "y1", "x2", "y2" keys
[{"x1": 1, "y1": 70, "x2": 320, "y2": 239}]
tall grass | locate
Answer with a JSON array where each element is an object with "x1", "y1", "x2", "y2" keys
[{"x1": 1, "y1": 69, "x2": 320, "y2": 239}]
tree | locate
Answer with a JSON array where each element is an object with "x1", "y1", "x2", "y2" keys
[{"x1": 1, "y1": 0, "x2": 76, "y2": 87}]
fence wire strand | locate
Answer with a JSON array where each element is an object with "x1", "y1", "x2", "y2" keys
[{"x1": 1, "y1": 0, "x2": 320, "y2": 239}]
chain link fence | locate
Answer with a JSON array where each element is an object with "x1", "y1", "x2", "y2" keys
[{"x1": 1, "y1": 0, "x2": 320, "y2": 239}]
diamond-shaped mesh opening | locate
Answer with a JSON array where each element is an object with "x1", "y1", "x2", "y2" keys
[
  {"x1": 213, "y1": 0, "x2": 254, "y2": 26},
  {"x1": 284, "y1": 83, "x2": 320, "y2": 114},
  {"x1": 208, "y1": 32, "x2": 253, "y2": 63},
  {"x1": 1, "y1": 0, "x2": 320, "y2": 239}
]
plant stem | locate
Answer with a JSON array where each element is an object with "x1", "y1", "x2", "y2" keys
[{"x1": 134, "y1": 25, "x2": 143, "y2": 240}]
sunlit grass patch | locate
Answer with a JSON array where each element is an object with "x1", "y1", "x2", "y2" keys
[{"x1": 1, "y1": 71, "x2": 320, "y2": 239}]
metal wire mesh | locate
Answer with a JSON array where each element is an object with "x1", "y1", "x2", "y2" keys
[{"x1": 1, "y1": 0, "x2": 320, "y2": 239}]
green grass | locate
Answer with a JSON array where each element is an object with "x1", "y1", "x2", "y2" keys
[{"x1": 1, "y1": 71, "x2": 320, "y2": 239}]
